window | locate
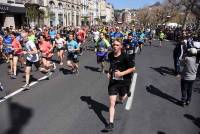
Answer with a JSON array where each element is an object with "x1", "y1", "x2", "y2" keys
[{"x1": 49, "y1": 1, "x2": 55, "y2": 8}]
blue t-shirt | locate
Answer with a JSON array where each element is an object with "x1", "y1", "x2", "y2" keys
[
  {"x1": 114, "y1": 32, "x2": 124, "y2": 38},
  {"x1": 123, "y1": 39, "x2": 138, "y2": 47},
  {"x1": 4, "y1": 35, "x2": 12, "y2": 46},
  {"x1": 66, "y1": 40, "x2": 79, "y2": 53},
  {"x1": 49, "y1": 31, "x2": 56, "y2": 39}
]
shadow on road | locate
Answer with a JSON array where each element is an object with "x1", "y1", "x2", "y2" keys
[
  {"x1": 80, "y1": 96, "x2": 108, "y2": 127},
  {"x1": 4, "y1": 99, "x2": 33, "y2": 134},
  {"x1": 184, "y1": 114, "x2": 200, "y2": 129},
  {"x1": 150, "y1": 66, "x2": 175, "y2": 76},
  {"x1": 84, "y1": 66, "x2": 100, "y2": 73},
  {"x1": 146, "y1": 85, "x2": 182, "y2": 106},
  {"x1": 59, "y1": 68, "x2": 72, "y2": 75},
  {"x1": 157, "y1": 131, "x2": 166, "y2": 134}
]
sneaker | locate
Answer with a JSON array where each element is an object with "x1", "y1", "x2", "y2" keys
[
  {"x1": 10, "y1": 75, "x2": 17, "y2": 79},
  {"x1": 181, "y1": 101, "x2": 186, "y2": 107},
  {"x1": 53, "y1": 62, "x2": 56, "y2": 70},
  {"x1": 47, "y1": 72, "x2": 52, "y2": 77},
  {"x1": 127, "y1": 91, "x2": 131, "y2": 97},
  {"x1": 103, "y1": 123, "x2": 114, "y2": 132},
  {"x1": 22, "y1": 83, "x2": 30, "y2": 89},
  {"x1": 186, "y1": 101, "x2": 190, "y2": 105},
  {"x1": 60, "y1": 62, "x2": 63, "y2": 65},
  {"x1": 0, "y1": 82, "x2": 4, "y2": 91}
]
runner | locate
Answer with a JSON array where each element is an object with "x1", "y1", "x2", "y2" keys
[
  {"x1": 159, "y1": 31, "x2": 165, "y2": 47},
  {"x1": 92, "y1": 28, "x2": 100, "y2": 43},
  {"x1": 22, "y1": 33, "x2": 40, "y2": 89},
  {"x1": 103, "y1": 39, "x2": 136, "y2": 132},
  {"x1": 95, "y1": 32, "x2": 110, "y2": 73},
  {"x1": 38, "y1": 35, "x2": 56, "y2": 73},
  {"x1": 138, "y1": 30, "x2": 145, "y2": 53},
  {"x1": 55, "y1": 33, "x2": 66, "y2": 65},
  {"x1": 49, "y1": 27, "x2": 57, "y2": 45},
  {"x1": 76, "y1": 27, "x2": 86, "y2": 55},
  {"x1": 66, "y1": 33, "x2": 80, "y2": 75},
  {"x1": 4, "y1": 29, "x2": 13, "y2": 74},
  {"x1": 123, "y1": 33, "x2": 137, "y2": 62},
  {"x1": 10, "y1": 32, "x2": 23, "y2": 79}
]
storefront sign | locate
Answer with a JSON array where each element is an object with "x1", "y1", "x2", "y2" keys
[{"x1": 0, "y1": 5, "x2": 9, "y2": 13}]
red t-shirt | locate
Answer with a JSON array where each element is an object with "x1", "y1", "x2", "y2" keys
[
  {"x1": 12, "y1": 38, "x2": 22, "y2": 55},
  {"x1": 39, "y1": 41, "x2": 53, "y2": 57}
]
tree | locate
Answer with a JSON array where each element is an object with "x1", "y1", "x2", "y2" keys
[{"x1": 166, "y1": 0, "x2": 199, "y2": 28}]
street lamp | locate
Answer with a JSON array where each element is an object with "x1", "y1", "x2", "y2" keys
[{"x1": 24, "y1": 0, "x2": 40, "y2": 28}]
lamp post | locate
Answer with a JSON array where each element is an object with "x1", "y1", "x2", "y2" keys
[{"x1": 24, "y1": 0, "x2": 40, "y2": 28}]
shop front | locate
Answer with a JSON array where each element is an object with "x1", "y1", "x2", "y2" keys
[{"x1": 0, "y1": 4, "x2": 26, "y2": 29}]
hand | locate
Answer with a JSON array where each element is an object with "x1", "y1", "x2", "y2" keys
[
  {"x1": 23, "y1": 51, "x2": 27, "y2": 55},
  {"x1": 107, "y1": 73, "x2": 111, "y2": 79},
  {"x1": 114, "y1": 70, "x2": 123, "y2": 78}
]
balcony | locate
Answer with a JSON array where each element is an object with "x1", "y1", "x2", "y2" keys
[
  {"x1": 23, "y1": 0, "x2": 44, "y2": 6},
  {"x1": 7, "y1": 0, "x2": 15, "y2": 4}
]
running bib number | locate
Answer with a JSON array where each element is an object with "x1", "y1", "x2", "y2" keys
[
  {"x1": 68, "y1": 46, "x2": 74, "y2": 52},
  {"x1": 127, "y1": 50, "x2": 134, "y2": 54},
  {"x1": 98, "y1": 47, "x2": 105, "y2": 52},
  {"x1": 112, "y1": 74, "x2": 123, "y2": 80}
]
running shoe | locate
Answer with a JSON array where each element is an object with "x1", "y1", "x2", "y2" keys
[
  {"x1": 0, "y1": 82, "x2": 4, "y2": 91},
  {"x1": 22, "y1": 83, "x2": 30, "y2": 89},
  {"x1": 103, "y1": 123, "x2": 114, "y2": 132},
  {"x1": 10, "y1": 75, "x2": 17, "y2": 79},
  {"x1": 53, "y1": 62, "x2": 56, "y2": 70}
]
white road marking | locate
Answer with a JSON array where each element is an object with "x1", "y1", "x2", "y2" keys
[
  {"x1": 125, "y1": 73, "x2": 138, "y2": 110},
  {"x1": 0, "y1": 74, "x2": 52, "y2": 103}
]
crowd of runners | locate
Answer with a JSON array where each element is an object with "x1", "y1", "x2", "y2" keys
[{"x1": 0, "y1": 24, "x2": 200, "y2": 131}]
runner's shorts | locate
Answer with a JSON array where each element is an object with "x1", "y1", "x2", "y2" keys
[
  {"x1": 108, "y1": 80, "x2": 131, "y2": 96},
  {"x1": 97, "y1": 55, "x2": 106, "y2": 63},
  {"x1": 26, "y1": 60, "x2": 40, "y2": 69},
  {"x1": 67, "y1": 53, "x2": 79, "y2": 63}
]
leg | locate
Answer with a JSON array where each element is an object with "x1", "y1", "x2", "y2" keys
[
  {"x1": 109, "y1": 95, "x2": 117, "y2": 123},
  {"x1": 186, "y1": 80, "x2": 194, "y2": 103},
  {"x1": 60, "y1": 50, "x2": 64, "y2": 65},
  {"x1": 9, "y1": 54, "x2": 13, "y2": 74},
  {"x1": 181, "y1": 79, "x2": 187, "y2": 103},
  {"x1": 25, "y1": 66, "x2": 31, "y2": 85},
  {"x1": 13, "y1": 56, "x2": 18, "y2": 76}
]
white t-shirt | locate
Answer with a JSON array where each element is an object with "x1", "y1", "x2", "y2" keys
[
  {"x1": 55, "y1": 38, "x2": 65, "y2": 49},
  {"x1": 24, "y1": 40, "x2": 39, "y2": 62},
  {"x1": 93, "y1": 31, "x2": 100, "y2": 41}
]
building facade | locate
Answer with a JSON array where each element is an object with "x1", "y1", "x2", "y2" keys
[
  {"x1": 106, "y1": 3, "x2": 114, "y2": 23},
  {"x1": 0, "y1": 0, "x2": 115, "y2": 28}
]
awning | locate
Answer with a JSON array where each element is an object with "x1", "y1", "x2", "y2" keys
[{"x1": 0, "y1": 4, "x2": 25, "y2": 14}]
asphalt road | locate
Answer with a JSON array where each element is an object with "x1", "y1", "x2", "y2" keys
[{"x1": 0, "y1": 40, "x2": 200, "y2": 134}]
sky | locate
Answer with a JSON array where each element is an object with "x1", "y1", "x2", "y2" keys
[{"x1": 106, "y1": 0, "x2": 164, "y2": 9}]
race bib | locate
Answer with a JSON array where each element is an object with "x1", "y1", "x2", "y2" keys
[
  {"x1": 68, "y1": 46, "x2": 74, "y2": 52},
  {"x1": 99, "y1": 47, "x2": 105, "y2": 52},
  {"x1": 127, "y1": 50, "x2": 134, "y2": 54},
  {"x1": 112, "y1": 73, "x2": 123, "y2": 80}
]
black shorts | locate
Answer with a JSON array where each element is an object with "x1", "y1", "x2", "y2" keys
[
  {"x1": 42, "y1": 56, "x2": 52, "y2": 61},
  {"x1": 108, "y1": 80, "x2": 131, "y2": 96},
  {"x1": 97, "y1": 55, "x2": 106, "y2": 63},
  {"x1": 50, "y1": 38, "x2": 55, "y2": 44},
  {"x1": 57, "y1": 47, "x2": 65, "y2": 51},
  {"x1": 67, "y1": 53, "x2": 79, "y2": 63},
  {"x1": 159, "y1": 38, "x2": 163, "y2": 41},
  {"x1": 26, "y1": 60, "x2": 40, "y2": 69}
]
